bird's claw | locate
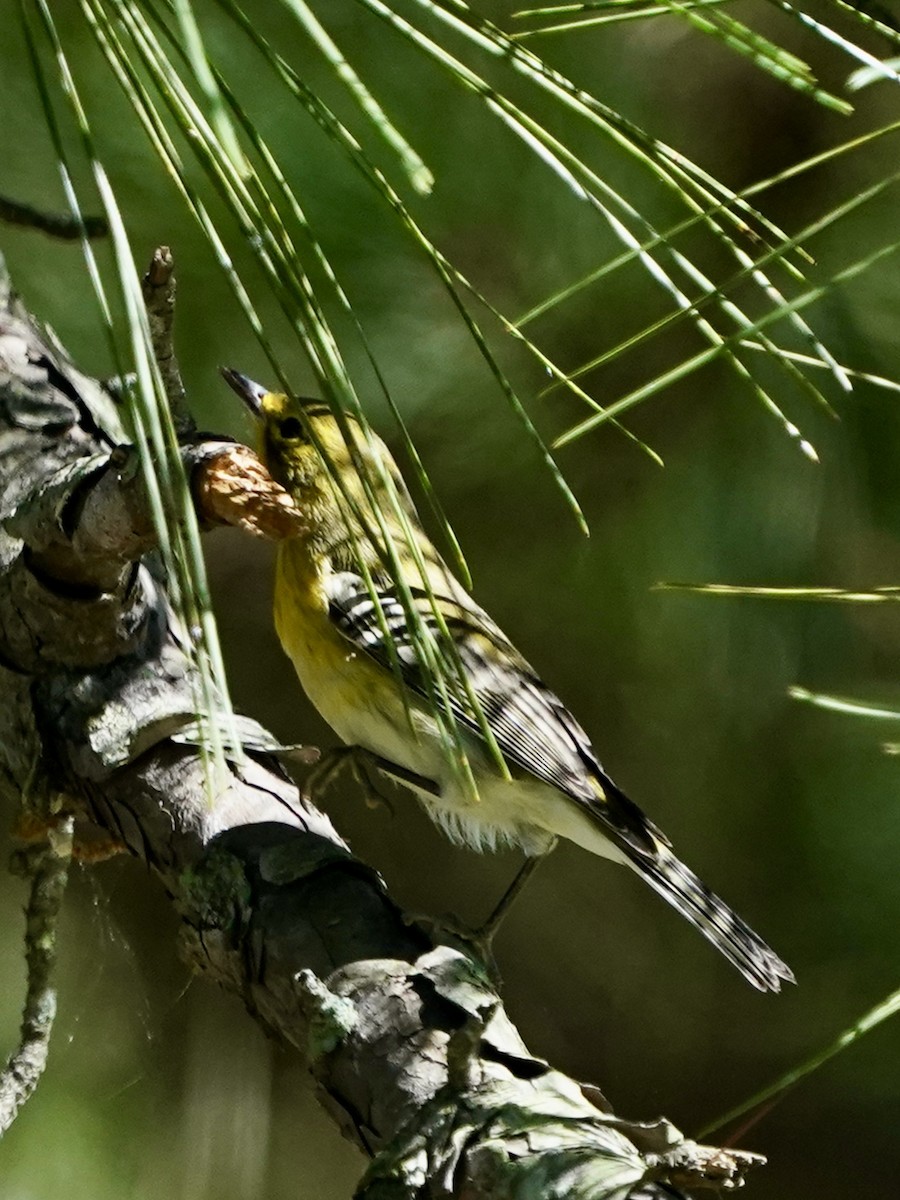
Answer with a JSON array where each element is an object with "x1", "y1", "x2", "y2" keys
[
  {"x1": 403, "y1": 910, "x2": 502, "y2": 982},
  {"x1": 303, "y1": 745, "x2": 395, "y2": 815}
]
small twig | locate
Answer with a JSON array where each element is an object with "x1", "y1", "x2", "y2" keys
[
  {"x1": 0, "y1": 815, "x2": 74, "y2": 1136},
  {"x1": 0, "y1": 193, "x2": 107, "y2": 240},
  {"x1": 646, "y1": 1141, "x2": 767, "y2": 1191},
  {"x1": 141, "y1": 246, "x2": 194, "y2": 438}
]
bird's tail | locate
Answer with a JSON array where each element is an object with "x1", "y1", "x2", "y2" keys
[{"x1": 634, "y1": 845, "x2": 794, "y2": 992}]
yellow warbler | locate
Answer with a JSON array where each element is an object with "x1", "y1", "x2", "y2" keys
[{"x1": 222, "y1": 368, "x2": 793, "y2": 992}]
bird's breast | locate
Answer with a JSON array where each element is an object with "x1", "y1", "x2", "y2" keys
[{"x1": 273, "y1": 542, "x2": 439, "y2": 776}]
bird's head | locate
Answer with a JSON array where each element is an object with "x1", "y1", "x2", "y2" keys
[{"x1": 221, "y1": 368, "x2": 415, "y2": 559}]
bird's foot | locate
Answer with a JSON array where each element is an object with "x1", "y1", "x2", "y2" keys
[
  {"x1": 403, "y1": 851, "x2": 553, "y2": 983},
  {"x1": 403, "y1": 909, "x2": 502, "y2": 983},
  {"x1": 304, "y1": 745, "x2": 441, "y2": 816},
  {"x1": 303, "y1": 745, "x2": 395, "y2": 813}
]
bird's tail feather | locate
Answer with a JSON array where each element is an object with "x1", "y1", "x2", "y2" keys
[{"x1": 633, "y1": 846, "x2": 794, "y2": 992}]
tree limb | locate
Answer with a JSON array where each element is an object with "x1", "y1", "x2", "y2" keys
[
  {"x1": 0, "y1": 250, "x2": 764, "y2": 1197},
  {"x1": 0, "y1": 814, "x2": 73, "y2": 1134},
  {"x1": 0, "y1": 193, "x2": 107, "y2": 240},
  {"x1": 141, "y1": 245, "x2": 193, "y2": 437}
]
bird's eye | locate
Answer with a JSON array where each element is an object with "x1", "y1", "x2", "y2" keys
[{"x1": 279, "y1": 417, "x2": 304, "y2": 440}]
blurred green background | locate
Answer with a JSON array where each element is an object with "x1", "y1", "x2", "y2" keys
[{"x1": 2, "y1": 1, "x2": 900, "y2": 1196}]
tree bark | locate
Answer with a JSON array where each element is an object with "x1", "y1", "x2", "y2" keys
[{"x1": 0, "y1": 251, "x2": 762, "y2": 1198}]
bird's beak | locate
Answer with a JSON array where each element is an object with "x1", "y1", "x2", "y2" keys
[{"x1": 220, "y1": 367, "x2": 267, "y2": 416}]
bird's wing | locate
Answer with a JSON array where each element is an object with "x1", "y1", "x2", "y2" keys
[
  {"x1": 326, "y1": 569, "x2": 659, "y2": 857},
  {"x1": 327, "y1": 571, "x2": 796, "y2": 992}
]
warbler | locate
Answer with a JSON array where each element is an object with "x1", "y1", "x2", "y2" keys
[{"x1": 222, "y1": 368, "x2": 793, "y2": 992}]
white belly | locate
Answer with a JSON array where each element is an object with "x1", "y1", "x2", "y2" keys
[{"x1": 332, "y1": 681, "x2": 627, "y2": 864}]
